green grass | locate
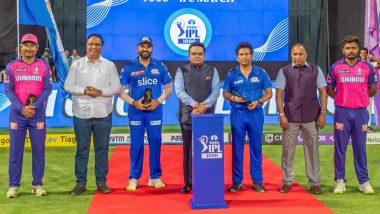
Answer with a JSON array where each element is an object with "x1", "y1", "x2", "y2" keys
[
  {"x1": 0, "y1": 147, "x2": 113, "y2": 214},
  {"x1": 263, "y1": 145, "x2": 380, "y2": 214}
]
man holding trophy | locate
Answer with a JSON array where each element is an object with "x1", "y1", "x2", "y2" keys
[
  {"x1": 223, "y1": 42, "x2": 272, "y2": 193},
  {"x1": 119, "y1": 36, "x2": 172, "y2": 191},
  {"x1": 4, "y1": 34, "x2": 52, "y2": 198}
]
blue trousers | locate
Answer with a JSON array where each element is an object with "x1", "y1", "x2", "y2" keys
[
  {"x1": 334, "y1": 106, "x2": 370, "y2": 184},
  {"x1": 129, "y1": 108, "x2": 163, "y2": 179},
  {"x1": 9, "y1": 109, "x2": 46, "y2": 187},
  {"x1": 73, "y1": 114, "x2": 112, "y2": 186},
  {"x1": 230, "y1": 108, "x2": 264, "y2": 184}
]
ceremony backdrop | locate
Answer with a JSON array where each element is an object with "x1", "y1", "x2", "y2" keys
[
  {"x1": 1, "y1": 82, "x2": 376, "y2": 128},
  {"x1": 86, "y1": 0, "x2": 289, "y2": 61}
]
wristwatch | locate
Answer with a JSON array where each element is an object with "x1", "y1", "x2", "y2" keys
[{"x1": 257, "y1": 99, "x2": 262, "y2": 104}]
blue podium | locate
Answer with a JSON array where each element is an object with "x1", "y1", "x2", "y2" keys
[{"x1": 191, "y1": 114, "x2": 227, "y2": 209}]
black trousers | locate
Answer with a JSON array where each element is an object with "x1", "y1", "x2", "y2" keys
[{"x1": 180, "y1": 123, "x2": 192, "y2": 186}]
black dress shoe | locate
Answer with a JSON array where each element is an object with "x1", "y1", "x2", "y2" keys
[
  {"x1": 180, "y1": 185, "x2": 192, "y2": 194},
  {"x1": 69, "y1": 184, "x2": 87, "y2": 196},
  {"x1": 97, "y1": 184, "x2": 111, "y2": 194}
]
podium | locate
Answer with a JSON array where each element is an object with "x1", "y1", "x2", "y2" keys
[{"x1": 191, "y1": 114, "x2": 227, "y2": 209}]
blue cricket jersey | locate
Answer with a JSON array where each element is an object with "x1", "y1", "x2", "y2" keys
[
  {"x1": 223, "y1": 65, "x2": 272, "y2": 109},
  {"x1": 120, "y1": 57, "x2": 172, "y2": 111}
]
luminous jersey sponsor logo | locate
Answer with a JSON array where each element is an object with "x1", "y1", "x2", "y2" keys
[
  {"x1": 130, "y1": 121, "x2": 141, "y2": 126},
  {"x1": 137, "y1": 77, "x2": 158, "y2": 86},
  {"x1": 164, "y1": 8, "x2": 212, "y2": 56},
  {"x1": 37, "y1": 122, "x2": 45, "y2": 129},
  {"x1": 339, "y1": 76, "x2": 365, "y2": 83},
  {"x1": 250, "y1": 77, "x2": 260, "y2": 83},
  {"x1": 199, "y1": 134, "x2": 222, "y2": 159},
  {"x1": 234, "y1": 79, "x2": 243, "y2": 85},
  {"x1": 131, "y1": 70, "x2": 145, "y2": 76},
  {"x1": 151, "y1": 69, "x2": 159, "y2": 75},
  {"x1": 337, "y1": 69, "x2": 350, "y2": 74},
  {"x1": 15, "y1": 75, "x2": 42, "y2": 81},
  {"x1": 150, "y1": 120, "x2": 161, "y2": 126},
  {"x1": 14, "y1": 68, "x2": 27, "y2": 72}
]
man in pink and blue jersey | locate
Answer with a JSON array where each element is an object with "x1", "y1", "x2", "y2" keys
[
  {"x1": 327, "y1": 35, "x2": 377, "y2": 194},
  {"x1": 4, "y1": 34, "x2": 52, "y2": 198}
]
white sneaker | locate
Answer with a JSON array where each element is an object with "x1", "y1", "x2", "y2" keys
[
  {"x1": 148, "y1": 178, "x2": 166, "y2": 189},
  {"x1": 126, "y1": 179, "x2": 139, "y2": 191},
  {"x1": 359, "y1": 181, "x2": 375, "y2": 194},
  {"x1": 6, "y1": 187, "x2": 20, "y2": 198},
  {"x1": 334, "y1": 179, "x2": 346, "y2": 194},
  {"x1": 32, "y1": 185, "x2": 47, "y2": 196}
]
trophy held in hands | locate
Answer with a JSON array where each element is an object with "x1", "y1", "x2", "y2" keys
[
  {"x1": 26, "y1": 94, "x2": 37, "y2": 105},
  {"x1": 232, "y1": 90, "x2": 252, "y2": 106},
  {"x1": 142, "y1": 88, "x2": 152, "y2": 105}
]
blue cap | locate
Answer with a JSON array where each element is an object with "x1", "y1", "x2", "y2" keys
[{"x1": 138, "y1": 36, "x2": 153, "y2": 46}]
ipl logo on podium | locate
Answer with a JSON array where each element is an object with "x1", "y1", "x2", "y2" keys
[
  {"x1": 164, "y1": 8, "x2": 212, "y2": 56},
  {"x1": 199, "y1": 134, "x2": 222, "y2": 159}
]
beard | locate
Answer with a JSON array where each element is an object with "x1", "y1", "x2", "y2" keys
[
  {"x1": 139, "y1": 51, "x2": 151, "y2": 59},
  {"x1": 23, "y1": 51, "x2": 35, "y2": 59},
  {"x1": 345, "y1": 53, "x2": 358, "y2": 60}
]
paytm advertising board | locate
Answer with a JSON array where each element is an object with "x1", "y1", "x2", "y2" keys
[
  {"x1": 86, "y1": 0, "x2": 289, "y2": 61},
  {"x1": 0, "y1": 83, "x2": 372, "y2": 128}
]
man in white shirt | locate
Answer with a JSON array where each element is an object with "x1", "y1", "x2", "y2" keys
[{"x1": 64, "y1": 34, "x2": 121, "y2": 196}]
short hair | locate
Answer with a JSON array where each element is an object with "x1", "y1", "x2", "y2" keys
[
  {"x1": 188, "y1": 42, "x2": 205, "y2": 53},
  {"x1": 342, "y1": 35, "x2": 359, "y2": 47},
  {"x1": 87, "y1": 34, "x2": 104, "y2": 45},
  {"x1": 291, "y1": 43, "x2": 306, "y2": 51},
  {"x1": 235, "y1": 42, "x2": 253, "y2": 55},
  {"x1": 360, "y1": 47, "x2": 369, "y2": 53}
]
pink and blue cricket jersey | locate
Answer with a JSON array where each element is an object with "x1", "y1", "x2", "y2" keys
[
  {"x1": 4, "y1": 58, "x2": 52, "y2": 187},
  {"x1": 327, "y1": 59, "x2": 377, "y2": 184},
  {"x1": 327, "y1": 59, "x2": 376, "y2": 109}
]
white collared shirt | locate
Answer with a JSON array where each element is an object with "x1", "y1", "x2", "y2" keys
[{"x1": 64, "y1": 55, "x2": 121, "y2": 119}]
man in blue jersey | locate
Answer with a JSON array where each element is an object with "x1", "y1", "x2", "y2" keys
[
  {"x1": 223, "y1": 42, "x2": 272, "y2": 193},
  {"x1": 119, "y1": 36, "x2": 173, "y2": 191}
]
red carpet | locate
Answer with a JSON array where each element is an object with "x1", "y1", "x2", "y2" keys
[{"x1": 88, "y1": 145, "x2": 332, "y2": 214}]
